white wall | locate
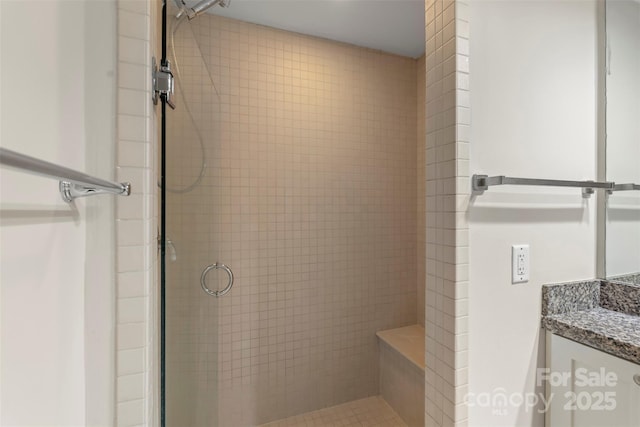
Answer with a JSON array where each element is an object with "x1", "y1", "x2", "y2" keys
[
  {"x1": 605, "y1": 0, "x2": 640, "y2": 277},
  {"x1": 0, "y1": 0, "x2": 116, "y2": 425},
  {"x1": 468, "y1": 1, "x2": 598, "y2": 426}
]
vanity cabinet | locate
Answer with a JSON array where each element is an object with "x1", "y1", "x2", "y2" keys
[{"x1": 546, "y1": 333, "x2": 640, "y2": 426}]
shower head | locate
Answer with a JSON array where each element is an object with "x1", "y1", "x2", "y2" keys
[
  {"x1": 192, "y1": 0, "x2": 230, "y2": 17},
  {"x1": 174, "y1": 0, "x2": 230, "y2": 20}
]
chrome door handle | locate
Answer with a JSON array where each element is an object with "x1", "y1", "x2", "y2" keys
[{"x1": 200, "y1": 263, "x2": 234, "y2": 297}]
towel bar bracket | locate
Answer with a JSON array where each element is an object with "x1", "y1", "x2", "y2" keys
[
  {"x1": 59, "y1": 181, "x2": 131, "y2": 202},
  {"x1": 472, "y1": 174, "x2": 490, "y2": 192}
]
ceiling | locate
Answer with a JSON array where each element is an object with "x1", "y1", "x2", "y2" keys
[{"x1": 207, "y1": 0, "x2": 426, "y2": 58}]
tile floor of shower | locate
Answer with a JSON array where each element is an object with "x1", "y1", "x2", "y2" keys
[{"x1": 259, "y1": 396, "x2": 406, "y2": 427}]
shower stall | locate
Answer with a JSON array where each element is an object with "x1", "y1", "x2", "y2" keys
[{"x1": 161, "y1": 1, "x2": 426, "y2": 425}]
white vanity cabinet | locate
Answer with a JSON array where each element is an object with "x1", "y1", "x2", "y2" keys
[{"x1": 546, "y1": 333, "x2": 640, "y2": 427}]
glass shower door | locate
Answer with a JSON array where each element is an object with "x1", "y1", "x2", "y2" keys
[{"x1": 162, "y1": 2, "x2": 225, "y2": 425}]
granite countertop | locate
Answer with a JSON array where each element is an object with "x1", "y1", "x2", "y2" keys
[{"x1": 541, "y1": 277, "x2": 640, "y2": 365}]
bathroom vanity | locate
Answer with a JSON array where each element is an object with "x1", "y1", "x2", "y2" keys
[
  {"x1": 542, "y1": 279, "x2": 640, "y2": 426},
  {"x1": 545, "y1": 334, "x2": 640, "y2": 426}
]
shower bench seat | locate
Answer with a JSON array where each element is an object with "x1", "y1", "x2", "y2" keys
[{"x1": 376, "y1": 324, "x2": 425, "y2": 427}]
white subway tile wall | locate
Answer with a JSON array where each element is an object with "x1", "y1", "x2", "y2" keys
[
  {"x1": 165, "y1": 14, "x2": 420, "y2": 426},
  {"x1": 116, "y1": 0, "x2": 158, "y2": 426},
  {"x1": 424, "y1": 0, "x2": 469, "y2": 426}
]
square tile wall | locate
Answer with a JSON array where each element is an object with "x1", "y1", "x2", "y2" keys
[
  {"x1": 424, "y1": 0, "x2": 469, "y2": 425},
  {"x1": 165, "y1": 14, "x2": 420, "y2": 426},
  {"x1": 115, "y1": 0, "x2": 159, "y2": 426}
]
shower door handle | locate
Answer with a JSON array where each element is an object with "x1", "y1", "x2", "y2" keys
[{"x1": 200, "y1": 263, "x2": 234, "y2": 297}]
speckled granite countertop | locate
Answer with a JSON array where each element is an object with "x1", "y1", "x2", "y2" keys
[{"x1": 542, "y1": 277, "x2": 640, "y2": 365}]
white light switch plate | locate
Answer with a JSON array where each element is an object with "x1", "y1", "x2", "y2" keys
[{"x1": 512, "y1": 245, "x2": 529, "y2": 284}]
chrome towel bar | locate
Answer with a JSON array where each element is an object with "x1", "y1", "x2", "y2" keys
[
  {"x1": 0, "y1": 147, "x2": 131, "y2": 202},
  {"x1": 472, "y1": 174, "x2": 615, "y2": 198}
]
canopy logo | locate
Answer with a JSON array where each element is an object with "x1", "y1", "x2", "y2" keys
[{"x1": 465, "y1": 368, "x2": 618, "y2": 416}]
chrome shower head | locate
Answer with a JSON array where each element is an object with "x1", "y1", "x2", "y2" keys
[{"x1": 175, "y1": 0, "x2": 230, "y2": 20}]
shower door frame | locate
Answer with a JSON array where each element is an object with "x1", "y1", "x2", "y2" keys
[{"x1": 159, "y1": 2, "x2": 168, "y2": 427}]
